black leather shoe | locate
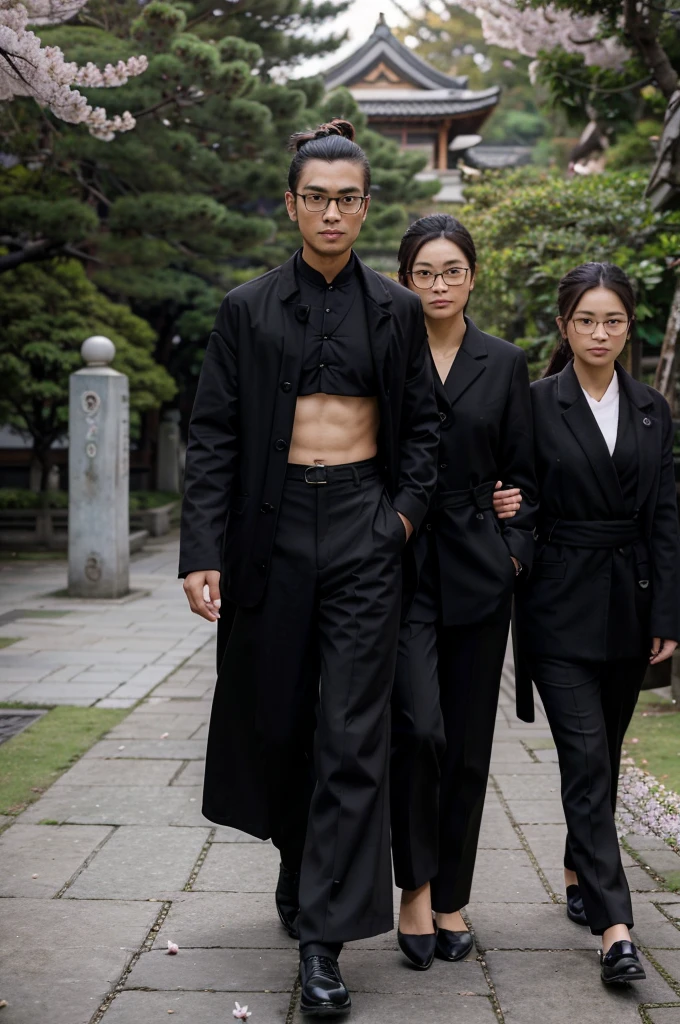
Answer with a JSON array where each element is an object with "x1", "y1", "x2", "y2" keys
[
  {"x1": 566, "y1": 884, "x2": 588, "y2": 926},
  {"x1": 599, "y1": 940, "x2": 646, "y2": 984},
  {"x1": 299, "y1": 955, "x2": 352, "y2": 1016},
  {"x1": 275, "y1": 864, "x2": 300, "y2": 940},
  {"x1": 435, "y1": 928, "x2": 474, "y2": 962},
  {"x1": 397, "y1": 928, "x2": 437, "y2": 970}
]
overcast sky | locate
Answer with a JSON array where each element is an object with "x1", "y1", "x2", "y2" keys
[{"x1": 294, "y1": 0, "x2": 417, "y2": 78}]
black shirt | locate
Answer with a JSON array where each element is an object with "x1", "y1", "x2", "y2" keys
[{"x1": 295, "y1": 251, "x2": 376, "y2": 397}]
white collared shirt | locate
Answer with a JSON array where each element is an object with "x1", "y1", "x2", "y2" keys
[{"x1": 582, "y1": 372, "x2": 619, "y2": 456}]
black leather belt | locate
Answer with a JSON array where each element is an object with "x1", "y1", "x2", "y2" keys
[
  {"x1": 434, "y1": 480, "x2": 496, "y2": 512},
  {"x1": 286, "y1": 457, "x2": 380, "y2": 485},
  {"x1": 541, "y1": 518, "x2": 640, "y2": 547}
]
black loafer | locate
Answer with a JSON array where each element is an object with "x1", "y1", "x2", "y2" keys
[
  {"x1": 435, "y1": 928, "x2": 474, "y2": 962},
  {"x1": 599, "y1": 940, "x2": 646, "y2": 984},
  {"x1": 299, "y1": 955, "x2": 352, "y2": 1016},
  {"x1": 275, "y1": 863, "x2": 300, "y2": 940},
  {"x1": 566, "y1": 884, "x2": 588, "y2": 926},
  {"x1": 397, "y1": 928, "x2": 437, "y2": 970}
]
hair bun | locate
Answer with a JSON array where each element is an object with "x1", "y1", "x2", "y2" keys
[{"x1": 289, "y1": 118, "x2": 356, "y2": 152}]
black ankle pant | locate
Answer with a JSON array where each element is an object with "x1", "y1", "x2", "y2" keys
[
  {"x1": 391, "y1": 603, "x2": 510, "y2": 912},
  {"x1": 532, "y1": 655, "x2": 647, "y2": 935}
]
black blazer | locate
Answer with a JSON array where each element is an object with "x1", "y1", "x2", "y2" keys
[
  {"x1": 515, "y1": 361, "x2": 680, "y2": 721},
  {"x1": 178, "y1": 251, "x2": 440, "y2": 606},
  {"x1": 413, "y1": 318, "x2": 538, "y2": 625}
]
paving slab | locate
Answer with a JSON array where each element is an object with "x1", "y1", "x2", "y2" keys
[
  {"x1": 647, "y1": 1008, "x2": 680, "y2": 1023},
  {"x1": 468, "y1": 902, "x2": 599, "y2": 950},
  {"x1": 192, "y1": 842, "x2": 280, "y2": 892},
  {"x1": 632, "y1": 900, "x2": 680, "y2": 948},
  {"x1": 339, "y1": 950, "x2": 487, "y2": 994},
  {"x1": 65, "y1": 826, "x2": 210, "y2": 899},
  {"x1": 505, "y1": 798, "x2": 566, "y2": 824},
  {"x1": 0, "y1": 897, "x2": 158, "y2": 1024},
  {"x1": 54, "y1": 758, "x2": 181, "y2": 787},
  {"x1": 647, "y1": 949, "x2": 680, "y2": 987},
  {"x1": 108, "y1": 714, "x2": 208, "y2": 740},
  {"x1": 103, "y1": 990, "x2": 291, "y2": 1023},
  {"x1": 171, "y1": 760, "x2": 205, "y2": 786},
  {"x1": 626, "y1": 865, "x2": 664, "y2": 892},
  {"x1": 125, "y1": 947, "x2": 298, "y2": 992},
  {"x1": 494, "y1": 774, "x2": 561, "y2": 800},
  {"x1": 0, "y1": 823, "x2": 112, "y2": 897},
  {"x1": 152, "y1": 891, "x2": 297, "y2": 950},
  {"x1": 84, "y1": 738, "x2": 207, "y2": 760},
  {"x1": 487, "y1": 949, "x2": 677, "y2": 1023},
  {"x1": 21, "y1": 785, "x2": 204, "y2": 826},
  {"x1": 469, "y1": 848, "x2": 549, "y2": 903}
]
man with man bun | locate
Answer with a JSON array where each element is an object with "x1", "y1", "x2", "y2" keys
[{"x1": 179, "y1": 120, "x2": 439, "y2": 1015}]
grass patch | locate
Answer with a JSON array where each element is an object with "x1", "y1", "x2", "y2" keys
[
  {"x1": 663, "y1": 870, "x2": 680, "y2": 893},
  {"x1": 0, "y1": 638, "x2": 19, "y2": 649},
  {"x1": 0, "y1": 705, "x2": 128, "y2": 817},
  {"x1": 625, "y1": 689, "x2": 680, "y2": 792}
]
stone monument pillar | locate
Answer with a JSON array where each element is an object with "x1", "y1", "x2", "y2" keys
[
  {"x1": 68, "y1": 336, "x2": 130, "y2": 598},
  {"x1": 156, "y1": 409, "x2": 181, "y2": 493}
]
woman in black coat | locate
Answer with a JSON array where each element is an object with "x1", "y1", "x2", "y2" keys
[
  {"x1": 515, "y1": 262, "x2": 680, "y2": 984},
  {"x1": 391, "y1": 215, "x2": 538, "y2": 968}
]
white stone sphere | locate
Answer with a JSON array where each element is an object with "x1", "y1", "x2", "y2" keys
[{"x1": 81, "y1": 335, "x2": 116, "y2": 366}]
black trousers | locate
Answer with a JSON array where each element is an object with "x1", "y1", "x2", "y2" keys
[
  {"x1": 232, "y1": 460, "x2": 403, "y2": 948},
  {"x1": 532, "y1": 656, "x2": 648, "y2": 935},
  {"x1": 391, "y1": 603, "x2": 511, "y2": 912}
]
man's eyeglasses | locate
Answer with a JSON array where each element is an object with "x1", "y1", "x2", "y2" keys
[
  {"x1": 570, "y1": 317, "x2": 630, "y2": 337},
  {"x1": 409, "y1": 268, "x2": 471, "y2": 289},
  {"x1": 295, "y1": 193, "x2": 368, "y2": 215}
]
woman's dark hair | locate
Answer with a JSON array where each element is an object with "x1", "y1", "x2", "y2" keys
[
  {"x1": 544, "y1": 262, "x2": 636, "y2": 377},
  {"x1": 287, "y1": 119, "x2": 371, "y2": 193},
  {"x1": 397, "y1": 214, "x2": 477, "y2": 286}
]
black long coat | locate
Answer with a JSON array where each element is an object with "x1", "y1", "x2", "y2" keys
[
  {"x1": 179, "y1": 251, "x2": 440, "y2": 605},
  {"x1": 414, "y1": 318, "x2": 538, "y2": 625},
  {"x1": 514, "y1": 361, "x2": 680, "y2": 722}
]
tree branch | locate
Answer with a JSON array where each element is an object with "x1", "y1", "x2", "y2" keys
[
  {"x1": 551, "y1": 70, "x2": 653, "y2": 95},
  {"x1": 0, "y1": 240, "x2": 61, "y2": 273},
  {"x1": 623, "y1": 0, "x2": 679, "y2": 99}
]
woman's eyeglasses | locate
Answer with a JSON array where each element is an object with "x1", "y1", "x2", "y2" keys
[
  {"x1": 409, "y1": 268, "x2": 471, "y2": 289},
  {"x1": 570, "y1": 317, "x2": 630, "y2": 337}
]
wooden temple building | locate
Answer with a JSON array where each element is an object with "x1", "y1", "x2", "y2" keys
[{"x1": 323, "y1": 14, "x2": 500, "y2": 173}]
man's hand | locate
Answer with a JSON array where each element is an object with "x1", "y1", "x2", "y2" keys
[
  {"x1": 183, "y1": 570, "x2": 222, "y2": 622},
  {"x1": 493, "y1": 480, "x2": 523, "y2": 520},
  {"x1": 397, "y1": 512, "x2": 414, "y2": 542},
  {"x1": 650, "y1": 637, "x2": 678, "y2": 665}
]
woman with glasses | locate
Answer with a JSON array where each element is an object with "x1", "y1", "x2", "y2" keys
[
  {"x1": 515, "y1": 262, "x2": 680, "y2": 984},
  {"x1": 391, "y1": 214, "x2": 538, "y2": 969}
]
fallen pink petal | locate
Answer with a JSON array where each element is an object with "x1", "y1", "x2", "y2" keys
[
  {"x1": 167, "y1": 941, "x2": 179, "y2": 955},
  {"x1": 233, "y1": 1002, "x2": 252, "y2": 1019}
]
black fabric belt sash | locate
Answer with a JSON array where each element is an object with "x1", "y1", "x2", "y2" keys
[
  {"x1": 542, "y1": 518, "x2": 640, "y2": 548},
  {"x1": 285, "y1": 457, "x2": 380, "y2": 485},
  {"x1": 434, "y1": 480, "x2": 496, "y2": 513}
]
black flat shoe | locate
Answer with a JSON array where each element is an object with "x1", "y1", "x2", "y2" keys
[
  {"x1": 299, "y1": 955, "x2": 352, "y2": 1016},
  {"x1": 435, "y1": 928, "x2": 474, "y2": 962},
  {"x1": 599, "y1": 940, "x2": 646, "y2": 985},
  {"x1": 397, "y1": 928, "x2": 437, "y2": 970},
  {"x1": 275, "y1": 863, "x2": 300, "y2": 940},
  {"x1": 566, "y1": 884, "x2": 588, "y2": 926}
]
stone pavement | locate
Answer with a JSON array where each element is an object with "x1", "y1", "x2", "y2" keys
[
  {"x1": 1, "y1": 540, "x2": 680, "y2": 1023},
  {"x1": 0, "y1": 537, "x2": 213, "y2": 707}
]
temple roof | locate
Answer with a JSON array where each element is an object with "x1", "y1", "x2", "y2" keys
[
  {"x1": 324, "y1": 13, "x2": 469, "y2": 92},
  {"x1": 351, "y1": 86, "x2": 500, "y2": 120}
]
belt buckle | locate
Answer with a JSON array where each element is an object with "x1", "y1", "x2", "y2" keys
[{"x1": 304, "y1": 463, "x2": 327, "y2": 485}]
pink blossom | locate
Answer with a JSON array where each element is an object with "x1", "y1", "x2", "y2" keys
[
  {"x1": 233, "y1": 1003, "x2": 252, "y2": 1019},
  {"x1": 167, "y1": 941, "x2": 179, "y2": 955}
]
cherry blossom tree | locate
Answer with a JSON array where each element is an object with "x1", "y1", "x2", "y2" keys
[
  {"x1": 0, "y1": 0, "x2": 148, "y2": 139},
  {"x1": 453, "y1": 0, "x2": 629, "y2": 70}
]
